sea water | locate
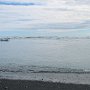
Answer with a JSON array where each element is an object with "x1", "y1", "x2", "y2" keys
[
  {"x1": 0, "y1": 38, "x2": 90, "y2": 84},
  {"x1": 0, "y1": 38, "x2": 90, "y2": 69}
]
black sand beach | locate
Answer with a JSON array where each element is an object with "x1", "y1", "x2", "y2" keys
[{"x1": 0, "y1": 79, "x2": 90, "y2": 90}]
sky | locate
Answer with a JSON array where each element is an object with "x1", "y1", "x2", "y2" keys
[{"x1": 0, "y1": 0, "x2": 90, "y2": 37}]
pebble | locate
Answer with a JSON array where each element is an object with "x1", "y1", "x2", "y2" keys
[
  {"x1": 25, "y1": 86, "x2": 28, "y2": 88},
  {"x1": 5, "y1": 86, "x2": 8, "y2": 89}
]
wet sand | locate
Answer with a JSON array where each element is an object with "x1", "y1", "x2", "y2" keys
[{"x1": 0, "y1": 79, "x2": 90, "y2": 90}]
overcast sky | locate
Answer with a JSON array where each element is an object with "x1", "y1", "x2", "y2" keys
[{"x1": 0, "y1": 0, "x2": 90, "y2": 36}]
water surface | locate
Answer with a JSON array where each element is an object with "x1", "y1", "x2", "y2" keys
[{"x1": 0, "y1": 38, "x2": 90, "y2": 69}]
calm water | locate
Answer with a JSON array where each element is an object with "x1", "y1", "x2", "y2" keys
[{"x1": 0, "y1": 38, "x2": 90, "y2": 70}]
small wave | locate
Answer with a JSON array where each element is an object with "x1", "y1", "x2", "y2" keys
[
  {"x1": 1, "y1": 36, "x2": 90, "y2": 40},
  {"x1": 0, "y1": 65, "x2": 90, "y2": 74}
]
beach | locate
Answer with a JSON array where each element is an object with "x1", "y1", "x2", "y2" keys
[
  {"x1": 0, "y1": 0, "x2": 90, "y2": 90},
  {"x1": 0, "y1": 79, "x2": 90, "y2": 90}
]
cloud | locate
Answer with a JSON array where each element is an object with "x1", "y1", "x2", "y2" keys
[
  {"x1": 0, "y1": 0, "x2": 90, "y2": 37},
  {"x1": 68, "y1": 0, "x2": 90, "y2": 5},
  {"x1": 0, "y1": 1, "x2": 44, "y2": 6},
  {"x1": 30, "y1": 20, "x2": 90, "y2": 30}
]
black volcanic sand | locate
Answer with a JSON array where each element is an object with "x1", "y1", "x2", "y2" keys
[{"x1": 0, "y1": 79, "x2": 90, "y2": 90}]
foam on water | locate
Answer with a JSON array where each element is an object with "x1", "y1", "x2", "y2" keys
[
  {"x1": 0, "y1": 64, "x2": 90, "y2": 84},
  {"x1": 0, "y1": 64, "x2": 89, "y2": 74}
]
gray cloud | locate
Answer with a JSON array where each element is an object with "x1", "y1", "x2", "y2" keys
[
  {"x1": 44, "y1": 8, "x2": 72, "y2": 11},
  {"x1": 30, "y1": 20, "x2": 90, "y2": 30},
  {"x1": 65, "y1": 0, "x2": 90, "y2": 5},
  {"x1": 0, "y1": 0, "x2": 90, "y2": 33}
]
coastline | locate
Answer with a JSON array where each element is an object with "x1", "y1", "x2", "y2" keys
[
  {"x1": 1, "y1": 37, "x2": 90, "y2": 89},
  {"x1": 0, "y1": 79, "x2": 90, "y2": 90}
]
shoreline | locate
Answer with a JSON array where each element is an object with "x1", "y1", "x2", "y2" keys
[
  {"x1": 0, "y1": 79, "x2": 90, "y2": 90},
  {"x1": 1, "y1": 36, "x2": 90, "y2": 40}
]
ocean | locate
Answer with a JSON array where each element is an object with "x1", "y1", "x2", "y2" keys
[{"x1": 0, "y1": 37, "x2": 90, "y2": 84}]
